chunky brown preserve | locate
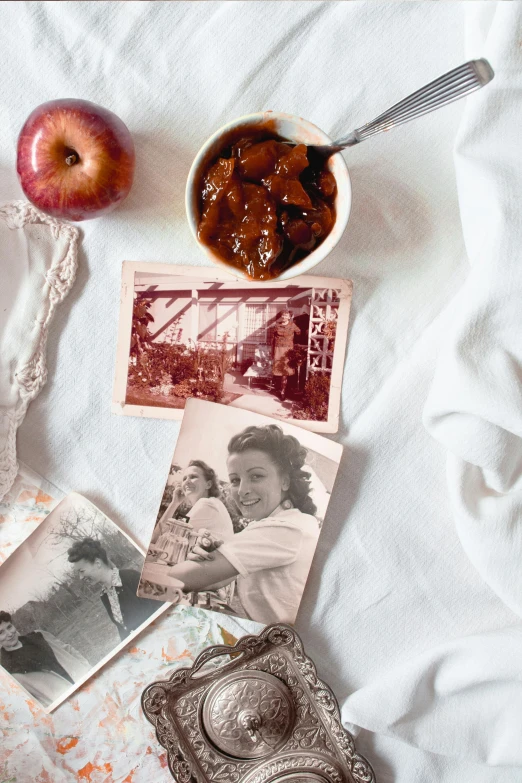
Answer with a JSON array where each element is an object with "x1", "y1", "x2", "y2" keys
[{"x1": 197, "y1": 125, "x2": 337, "y2": 280}]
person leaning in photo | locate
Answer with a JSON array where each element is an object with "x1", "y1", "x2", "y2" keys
[
  {"x1": 151, "y1": 459, "x2": 234, "y2": 560},
  {"x1": 163, "y1": 424, "x2": 320, "y2": 624},
  {"x1": 67, "y1": 538, "x2": 159, "y2": 641},
  {"x1": 0, "y1": 610, "x2": 90, "y2": 708}
]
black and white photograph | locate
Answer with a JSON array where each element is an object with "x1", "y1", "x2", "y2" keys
[
  {"x1": 0, "y1": 493, "x2": 168, "y2": 712},
  {"x1": 112, "y1": 262, "x2": 353, "y2": 433},
  {"x1": 138, "y1": 398, "x2": 343, "y2": 625}
]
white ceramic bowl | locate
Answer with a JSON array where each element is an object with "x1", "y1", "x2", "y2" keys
[{"x1": 185, "y1": 111, "x2": 351, "y2": 281}]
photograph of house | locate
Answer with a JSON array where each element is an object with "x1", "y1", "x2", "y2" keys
[{"x1": 113, "y1": 264, "x2": 352, "y2": 433}]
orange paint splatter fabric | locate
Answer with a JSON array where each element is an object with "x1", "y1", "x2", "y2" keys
[{"x1": 0, "y1": 466, "x2": 260, "y2": 781}]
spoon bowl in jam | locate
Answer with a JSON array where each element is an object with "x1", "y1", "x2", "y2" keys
[{"x1": 185, "y1": 112, "x2": 351, "y2": 282}]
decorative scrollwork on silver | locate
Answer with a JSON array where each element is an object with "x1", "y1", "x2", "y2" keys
[
  {"x1": 142, "y1": 684, "x2": 167, "y2": 715},
  {"x1": 141, "y1": 623, "x2": 376, "y2": 783},
  {"x1": 350, "y1": 757, "x2": 376, "y2": 783},
  {"x1": 241, "y1": 752, "x2": 344, "y2": 783},
  {"x1": 265, "y1": 625, "x2": 295, "y2": 648}
]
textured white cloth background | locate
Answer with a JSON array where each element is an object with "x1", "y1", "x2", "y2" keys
[
  {"x1": 0, "y1": 2, "x2": 521, "y2": 781},
  {"x1": 341, "y1": 4, "x2": 522, "y2": 770}
]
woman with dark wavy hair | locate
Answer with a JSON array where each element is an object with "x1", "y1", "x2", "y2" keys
[
  {"x1": 165, "y1": 425, "x2": 319, "y2": 624},
  {"x1": 151, "y1": 460, "x2": 234, "y2": 559}
]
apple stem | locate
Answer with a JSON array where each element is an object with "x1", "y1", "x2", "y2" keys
[{"x1": 65, "y1": 151, "x2": 79, "y2": 166}]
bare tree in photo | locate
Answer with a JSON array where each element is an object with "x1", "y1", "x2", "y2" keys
[{"x1": 43, "y1": 503, "x2": 142, "y2": 572}]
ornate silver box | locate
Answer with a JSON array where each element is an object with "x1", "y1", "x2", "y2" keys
[{"x1": 142, "y1": 624, "x2": 376, "y2": 783}]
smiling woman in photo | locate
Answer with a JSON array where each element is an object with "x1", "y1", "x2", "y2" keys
[
  {"x1": 164, "y1": 425, "x2": 319, "y2": 624},
  {"x1": 151, "y1": 461, "x2": 234, "y2": 555}
]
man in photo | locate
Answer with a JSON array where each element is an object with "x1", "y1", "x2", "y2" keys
[
  {"x1": 0, "y1": 610, "x2": 89, "y2": 708},
  {"x1": 67, "y1": 538, "x2": 159, "y2": 641},
  {"x1": 291, "y1": 309, "x2": 310, "y2": 395},
  {"x1": 271, "y1": 310, "x2": 301, "y2": 401},
  {"x1": 156, "y1": 423, "x2": 321, "y2": 624}
]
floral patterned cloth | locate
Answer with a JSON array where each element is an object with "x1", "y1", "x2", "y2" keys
[{"x1": 0, "y1": 464, "x2": 261, "y2": 782}]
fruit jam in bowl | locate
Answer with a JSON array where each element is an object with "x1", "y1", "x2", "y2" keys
[{"x1": 185, "y1": 112, "x2": 351, "y2": 281}]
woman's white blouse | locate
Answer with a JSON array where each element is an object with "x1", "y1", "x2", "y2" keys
[
  {"x1": 186, "y1": 497, "x2": 234, "y2": 540},
  {"x1": 218, "y1": 507, "x2": 319, "y2": 624}
]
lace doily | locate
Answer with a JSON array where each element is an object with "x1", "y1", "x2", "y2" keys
[{"x1": 0, "y1": 201, "x2": 79, "y2": 500}]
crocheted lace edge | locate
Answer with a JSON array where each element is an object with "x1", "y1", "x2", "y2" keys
[{"x1": 0, "y1": 201, "x2": 79, "y2": 500}]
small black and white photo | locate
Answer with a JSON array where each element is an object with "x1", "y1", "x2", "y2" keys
[
  {"x1": 112, "y1": 262, "x2": 353, "y2": 433},
  {"x1": 0, "y1": 493, "x2": 168, "y2": 712},
  {"x1": 138, "y1": 398, "x2": 343, "y2": 625}
]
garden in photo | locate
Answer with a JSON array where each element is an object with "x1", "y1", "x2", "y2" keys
[{"x1": 124, "y1": 271, "x2": 345, "y2": 425}]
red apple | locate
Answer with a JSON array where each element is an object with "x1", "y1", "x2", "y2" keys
[{"x1": 16, "y1": 98, "x2": 135, "y2": 221}]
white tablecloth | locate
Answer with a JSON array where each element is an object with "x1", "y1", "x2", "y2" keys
[{"x1": 1, "y1": 2, "x2": 521, "y2": 781}]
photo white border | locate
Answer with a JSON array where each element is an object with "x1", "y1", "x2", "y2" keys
[
  {"x1": 0, "y1": 492, "x2": 170, "y2": 713},
  {"x1": 138, "y1": 398, "x2": 344, "y2": 616},
  {"x1": 112, "y1": 262, "x2": 353, "y2": 433}
]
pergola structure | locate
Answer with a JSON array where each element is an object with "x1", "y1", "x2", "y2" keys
[
  {"x1": 134, "y1": 275, "x2": 341, "y2": 378},
  {"x1": 306, "y1": 288, "x2": 340, "y2": 378}
]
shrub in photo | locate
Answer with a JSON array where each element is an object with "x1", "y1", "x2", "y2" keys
[{"x1": 291, "y1": 372, "x2": 331, "y2": 421}]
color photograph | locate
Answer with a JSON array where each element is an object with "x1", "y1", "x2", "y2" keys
[{"x1": 112, "y1": 263, "x2": 352, "y2": 433}]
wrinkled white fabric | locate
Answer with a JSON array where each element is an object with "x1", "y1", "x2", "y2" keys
[
  {"x1": 0, "y1": 2, "x2": 520, "y2": 781},
  {"x1": 343, "y1": 626, "x2": 522, "y2": 766},
  {"x1": 341, "y1": 1, "x2": 522, "y2": 768},
  {"x1": 425, "y1": 2, "x2": 522, "y2": 620},
  {"x1": 0, "y1": 202, "x2": 79, "y2": 499}
]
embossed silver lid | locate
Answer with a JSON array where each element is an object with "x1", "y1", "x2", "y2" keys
[{"x1": 201, "y1": 670, "x2": 295, "y2": 759}]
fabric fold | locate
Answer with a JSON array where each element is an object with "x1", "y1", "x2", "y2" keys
[
  {"x1": 342, "y1": 1, "x2": 522, "y2": 767},
  {"x1": 423, "y1": 1, "x2": 522, "y2": 619},
  {"x1": 342, "y1": 626, "x2": 522, "y2": 766}
]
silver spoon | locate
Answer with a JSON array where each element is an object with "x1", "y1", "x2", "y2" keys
[{"x1": 310, "y1": 58, "x2": 494, "y2": 158}]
